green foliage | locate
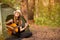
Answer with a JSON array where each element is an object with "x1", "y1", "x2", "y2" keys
[
  {"x1": 2, "y1": 0, "x2": 20, "y2": 9},
  {"x1": 34, "y1": 2, "x2": 60, "y2": 27},
  {"x1": 1, "y1": 0, "x2": 60, "y2": 27}
]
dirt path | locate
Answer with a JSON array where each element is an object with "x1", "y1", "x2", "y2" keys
[
  {"x1": 22, "y1": 24, "x2": 60, "y2": 40},
  {"x1": 4, "y1": 23, "x2": 60, "y2": 40}
]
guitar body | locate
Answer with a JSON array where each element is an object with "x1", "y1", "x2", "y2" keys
[{"x1": 7, "y1": 23, "x2": 18, "y2": 35}]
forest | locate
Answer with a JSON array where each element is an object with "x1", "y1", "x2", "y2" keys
[
  {"x1": 0, "y1": 0, "x2": 60, "y2": 40},
  {"x1": 0, "y1": 0, "x2": 60, "y2": 26}
]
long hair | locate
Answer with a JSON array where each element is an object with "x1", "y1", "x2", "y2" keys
[{"x1": 14, "y1": 12, "x2": 22, "y2": 26}]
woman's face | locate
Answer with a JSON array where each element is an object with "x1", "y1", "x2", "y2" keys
[{"x1": 14, "y1": 12, "x2": 20, "y2": 17}]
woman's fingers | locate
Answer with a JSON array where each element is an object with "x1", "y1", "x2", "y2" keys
[{"x1": 25, "y1": 23, "x2": 28, "y2": 27}]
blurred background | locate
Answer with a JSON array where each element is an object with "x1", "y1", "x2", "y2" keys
[{"x1": 0, "y1": 0, "x2": 60, "y2": 40}]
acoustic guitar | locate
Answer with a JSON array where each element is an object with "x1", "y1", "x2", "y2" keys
[{"x1": 7, "y1": 23, "x2": 18, "y2": 35}]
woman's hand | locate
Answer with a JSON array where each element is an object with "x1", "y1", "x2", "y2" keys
[
  {"x1": 25, "y1": 23, "x2": 28, "y2": 27},
  {"x1": 20, "y1": 23, "x2": 29, "y2": 32}
]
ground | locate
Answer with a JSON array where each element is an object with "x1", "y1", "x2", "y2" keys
[
  {"x1": 22, "y1": 24, "x2": 60, "y2": 40},
  {"x1": 0, "y1": 23, "x2": 60, "y2": 40}
]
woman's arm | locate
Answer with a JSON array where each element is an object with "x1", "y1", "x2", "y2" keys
[
  {"x1": 6, "y1": 25, "x2": 14, "y2": 30},
  {"x1": 19, "y1": 16, "x2": 29, "y2": 32},
  {"x1": 20, "y1": 23, "x2": 28, "y2": 32}
]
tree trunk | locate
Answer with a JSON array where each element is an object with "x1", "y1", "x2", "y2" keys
[
  {"x1": 28, "y1": 0, "x2": 35, "y2": 20},
  {"x1": 35, "y1": 0, "x2": 39, "y2": 18},
  {"x1": 20, "y1": 0, "x2": 35, "y2": 24},
  {"x1": 20, "y1": 0, "x2": 28, "y2": 21}
]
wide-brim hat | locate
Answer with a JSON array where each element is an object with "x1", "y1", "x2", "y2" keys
[{"x1": 14, "y1": 10, "x2": 22, "y2": 15}]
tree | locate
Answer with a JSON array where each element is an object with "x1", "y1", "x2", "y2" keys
[
  {"x1": 28, "y1": 0, "x2": 35, "y2": 20},
  {"x1": 20, "y1": 0, "x2": 28, "y2": 21},
  {"x1": 20, "y1": 0, "x2": 35, "y2": 21}
]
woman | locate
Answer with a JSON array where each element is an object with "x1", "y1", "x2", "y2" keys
[{"x1": 6, "y1": 10, "x2": 32, "y2": 38}]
